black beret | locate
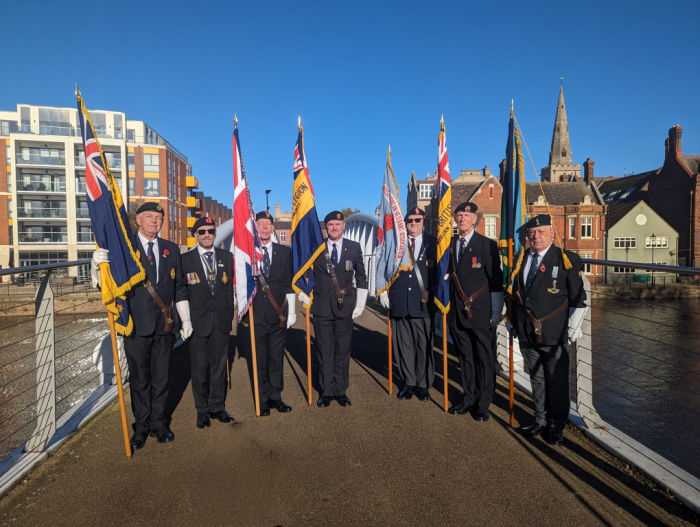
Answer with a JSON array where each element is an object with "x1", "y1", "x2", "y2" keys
[
  {"x1": 324, "y1": 211, "x2": 344, "y2": 223},
  {"x1": 136, "y1": 202, "x2": 164, "y2": 215},
  {"x1": 256, "y1": 210, "x2": 274, "y2": 222},
  {"x1": 524, "y1": 214, "x2": 552, "y2": 229},
  {"x1": 192, "y1": 216, "x2": 216, "y2": 233},
  {"x1": 404, "y1": 207, "x2": 425, "y2": 221},
  {"x1": 454, "y1": 201, "x2": 478, "y2": 214}
]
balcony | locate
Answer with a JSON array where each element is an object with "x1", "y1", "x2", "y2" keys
[
  {"x1": 17, "y1": 182, "x2": 66, "y2": 193},
  {"x1": 76, "y1": 208, "x2": 90, "y2": 219},
  {"x1": 15, "y1": 153, "x2": 65, "y2": 166},
  {"x1": 18, "y1": 231, "x2": 68, "y2": 244},
  {"x1": 77, "y1": 232, "x2": 94, "y2": 243},
  {"x1": 18, "y1": 207, "x2": 67, "y2": 219},
  {"x1": 185, "y1": 176, "x2": 199, "y2": 188},
  {"x1": 186, "y1": 196, "x2": 197, "y2": 208}
]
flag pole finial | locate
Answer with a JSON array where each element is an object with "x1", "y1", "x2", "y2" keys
[
  {"x1": 298, "y1": 115, "x2": 301, "y2": 129},
  {"x1": 510, "y1": 99, "x2": 514, "y2": 111},
  {"x1": 440, "y1": 113, "x2": 444, "y2": 125},
  {"x1": 233, "y1": 113, "x2": 238, "y2": 127},
  {"x1": 75, "y1": 83, "x2": 79, "y2": 97}
]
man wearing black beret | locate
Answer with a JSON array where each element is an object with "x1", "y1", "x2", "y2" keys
[
  {"x1": 181, "y1": 216, "x2": 237, "y2": 429},
  {"x1": 447, "y1": 201, "x2": 503, "y2": 421},
  {"x1": 508, "y1": 214, "x2": 587, "y2": 445}
]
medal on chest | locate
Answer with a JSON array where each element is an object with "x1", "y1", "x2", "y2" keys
[{"x1": 547, "y1": 265, "x2": 560, "y2": 294}]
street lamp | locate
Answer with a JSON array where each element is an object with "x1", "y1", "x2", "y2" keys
[
  {"x1": 650, "y1": 232, "x2": 656, "y2": 287},
  {"x1": 265, "y1": 189, "x2": 271, "y2": 212}
]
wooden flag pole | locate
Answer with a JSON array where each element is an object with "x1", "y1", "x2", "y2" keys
[
  {"x1": 442, "y1": 312, "x2": 448, "y2": 412},
  {"x1": 107, "y1": 312, "x2": 131, "y2": 458},
  {"x1": 387, "y1": 312, "x2": 393, "y2": 395},
  {"x1": 508, "y1": 239, "x2": 515, "y2": 426},
  {"x1": 305, "y1": 305, "x2": 312, "y2": 406},
  {"x1": 248, "y1": 305, "x2": 261, "y2": 417}
]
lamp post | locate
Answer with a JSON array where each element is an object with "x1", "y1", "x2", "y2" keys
[
  {"x1": 265, "y1": 189, "x2": 271, "y2": 212},
  {"x1": 650, "y1": 232, "x2": 656, "y2": 287}
]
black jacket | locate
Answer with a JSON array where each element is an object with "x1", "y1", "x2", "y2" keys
[
  {"x1": 252, "y1": 243, "x2": 293, "y2": 327},
  {"x1": 181, "y1": 247, "x2": 235, "y2": 337},
  {"x1": 388, "y1": 234, "x2": 437, "y2": 318}
]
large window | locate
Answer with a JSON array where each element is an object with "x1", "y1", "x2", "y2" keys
[
  {"x1": 144, "y1": 179, "x2": 160, "y2": 197},
  {"x1": 77, "y1": 224, "x2": 94, "y2": 243},
  {"x1": 18, "y1": 198, "x2": 66, "y2": 218},
  {"x1": 18, "y1": 251, "x2": 68, "y2": 281},
  {"x1": 484, "y1": 216, "x2": 497, "y2": 239},
  {"x1": 645, "y1": 235, "x2": 668, "y2": 248},
  {"x1": 580, "y1": 217, "x2": 592, "y2": 238},
  {"x1": 128, "y1": 152, "x2": 135, "y2": 171},
  {"x1": 19, "y1": 147, "x2": 65, "y2": 166},
  {"x1": 143, "y1": 153, "x2": 159, "y2": 171},
  {"x1": 419, "y1": 184, "x2": 433, "y2": 200},
  {"x1": 279, "y1": 231, "x2": 287, "y2": 243},
  {"x1": 38, "y1": 108, "x2": 72, "y2": 136},
  {"x1": 18, "y1": 172, "x2": 66, "y2": 192},
  {"x1": 568, "y1": 217, "x2": 576, "y2": 238},
  {"x1": 581, "y1": 252, "x2": 592, "y2": 274},
  {"x1": 613, "y1": 237, "x2": 636, "y2": 249}
]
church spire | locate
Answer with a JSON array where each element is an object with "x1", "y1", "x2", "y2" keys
[{"x1": 541, "y1": 80, "x2": 580, "y2": 182}]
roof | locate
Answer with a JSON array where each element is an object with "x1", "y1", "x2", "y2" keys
[
  {"x1": 597, "y1": 169, "x2": 657, "y2": 205},
  {"x1": 607, "y1": 200, "x2": 642, "y2": 229},
  {"x1": 452, "y1": 183, "x2": 482, "y2": 205},
  {"x1": 680, "y1": 155, "x2": 700, "y2": 175},
  {"x1": 525, "y1": 181, "x2": 603, "y2": 206}
]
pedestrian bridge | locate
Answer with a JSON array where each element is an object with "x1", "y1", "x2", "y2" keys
[{"x1": 0, "y1": 261, "x2": 698, "y2": 525}]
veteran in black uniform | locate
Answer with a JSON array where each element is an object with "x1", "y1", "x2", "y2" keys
[
  {"x1": 182, "y1": 216, "x2": 236, "y2": 429},
  {"x1": 447, "y1": 202, "x2": 504, "y2": 421},
  {"x1": 509, "y1": 214, "x2": 587, "y2": 445},
  {"x1": 92, "y1": 202, "x2": 192, "y2": 450},
  {"x1": 251, "y1": 210, "x2": 296, "y2": 416},
  {"x1": 299, "y1": 211, "x2": 368, "y2": 407},
  {"x1": 379, "y1": 207, "x2": 436, "y2": 401}
]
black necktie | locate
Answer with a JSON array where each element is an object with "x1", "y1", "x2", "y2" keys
[
  {"x1": 204, "y1": 252, "x2": 215, "y2": 294},
  {"x1": 262, "y1": 246, "x2": 271, "y2": 277},
  {"x1": 458, "y1": 238, "x2": 467, "y2": 263},
  {"x1": 331, "y1": 243, "x2": 338, "y2": 265},
  {"x1": 525, "y1": 251, "x2": 540, "y2": 290},
  {"x1": 410, "y1": 238, "x2": 415, "y2": 258},
  {"x1": 147, "y1": 241, "x2": 156, "y2": 282}
]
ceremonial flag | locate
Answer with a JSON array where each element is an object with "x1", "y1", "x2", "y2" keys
[
  {"x1": 291, "y1": 122, "x2": 324, "y2": 301},
  {"x1": 232, "y1": 117, "x2": 262, "y2": 321},
  {"x1": 375, "y1": 146, "x2": 411, "y2": 296},
  {"x1": 499, "y1": 104, "x2": 527, "y2": 291},
  {"x1": 434, "y1": 116, "x2": 452, "y2": 314},
  {"x1": 76, "y1": 88, "x2": 144, "y2": 336}
]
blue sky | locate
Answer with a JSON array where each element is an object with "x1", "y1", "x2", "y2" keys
[{"x1": 2, "y1": 1, "x2": 699, "y2": 217}]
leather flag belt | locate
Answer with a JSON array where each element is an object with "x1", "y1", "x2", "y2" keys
[
  {"x1": 450, "y1": 237, "x2": 488, "y2": 318},
  {"x1": 325, "y1": 250, "x2": 350, "y2": 310},
  {"x1": 516, "y1": 293, "x2": 569, "y2": 343},
  {"x1": 257, "y1": 273, "x2": 288, "y2": 328},
  {"x1": 143, "y1": 280, "x2": 173, "y2": 333}
]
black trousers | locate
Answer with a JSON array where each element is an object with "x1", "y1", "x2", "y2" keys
[
  {"x1": 189, "y1": 330, "x2": 229, "y2": 414},
  {"x1": 392, "y1": 316, "x2": 434, "y2": 389},
  {"x1": 312, "y1": 314, "x2": 353, "y2": 396},
  {"x1": 521, "y1": 343, "x2": 570, "y2": 427},
  {"x1": 448, "y1": 324, "x2": 494, "y2": 412},
  {"x1": 124, "y1": 333, "x2": 174, "y2": 435},
  {"x1": 253, "y1": 321, "x2": 286, "y2": 403}
]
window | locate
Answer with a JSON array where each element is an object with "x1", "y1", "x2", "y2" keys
[
  {"x1": 581, "y1": 252, "x2": 591, "y2": 274},
  {"x1": 613, "y1": 266, "x2": 635, "y2": 273},
  {"x1": 144, "y1": 179, "x2": 159, "y2": 197},
  {"x1": 613, "y1": 237, "x2": 636, "y2": 249},
  {"x1": 645, "y1": 262, "x2": 667, "y2": 273},
  {"x1": 77, "y1": 225, "x2": 93, "y2": 243},
  {"x1": 128, "y1": 153, "x2": 135, "y2": 171},
  {"x1": 143, "y1": 153, "x2": 159, "y2": 171},
  {"x1": 568, "y1": 217, "x2": 576, "y2": 238},
  {"x1": 113, "y1": 114, "x2": 123, "y2": 139},
  {"x1": 484, "y1": 216, "x2": 497, "y2": 239},
  {"x1": 580, "y1": 217, "x2": 592, "y2": 238},
  {"x1": 127, "y1": 129, "x2": 135, "y2": 142},
  {"x1": 419, "y1": 184, "x2": 433, "y2": 200},
  {"x1": 128, "y1": 177, "x2": 135, "y2": 196},
  {"x1": 645, "y1": 235, "x2": 668, "y2": 248},
  {"x1": 279, "y1": 231, "x2": 288, "y2": 243}
]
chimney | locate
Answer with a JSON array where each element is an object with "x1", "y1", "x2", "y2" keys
[
  {"x1": 275, "y1": 203, "x2": 281, "y2": 217},
  {"x1": 583, "y1": 158, "x2": 595, "y2": 185},
  {"x1": 667, "y1": 125, "x2": 683, "y2": 161},
  {"x1": 482, "y1": 166, "x2": 491, "y2": 178}
]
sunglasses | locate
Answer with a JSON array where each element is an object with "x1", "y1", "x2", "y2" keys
[
  {"x1": 405, "y1": 218, "x2": 423, "y2": 224},
  {"x1": 197, "y1": 228, "x2": 216, "y2": 235}
]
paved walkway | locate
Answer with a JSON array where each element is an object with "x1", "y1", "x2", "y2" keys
[{"x1": 0, "y1": 304, "x2": 695, "y2": 526}]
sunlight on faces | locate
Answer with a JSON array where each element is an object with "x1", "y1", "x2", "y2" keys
[
  {"x1": 325, "y1": 219, "x2": 345, "y2": 242},
  {"x1": 256, "y1": 218, "x2": 274, "y2": 244},
  {"x1": 527, "y1": 226, "x2": 554, "y2": 252},
  {"x1": 406, "y1": 215, "x2": 423, "y2": 237},
  {"x1": 454, "y1": 211, "x2": 476, "y2": 237},
  {"x1": 195, "y1": 227, "x2": 216, "y2": 249},
  {"x1": 136, "y1": 211, "x2": 164, "y2": 239}
]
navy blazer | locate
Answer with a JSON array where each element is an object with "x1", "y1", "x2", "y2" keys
[
  {"x1": 127, "y1": 237, "x2": 188, "y2": 337},
  {"x1": 252, "y1": 243, "x2": 293, "y2": 326},
  {"x1": 388, "y1": 234, "x2": 437, "y2": 318},
  {"x1": 447, "y1": 231, "x2": 503, "y2": 328},
  {"x1": 181, "y1": 247, "x2": 234, "y2": 337},
  {"x1": 511, "y1": 245, "x2": 586, "y2": 346},
  {"x1": 310, "y1": 238, "x2": 368, "y2": 319}
]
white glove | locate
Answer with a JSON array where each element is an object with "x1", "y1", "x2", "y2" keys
[
  {"x1": 352, "y1": 288, "x2": 368, "y2": 319},
  {"x1": 490, "y1": 291, "x2": 504, "y2": 325},
  {"x1": 379, "y1": 291, "x2": 390, "y2": 310},
  {"x1": 286, "y1": 293, "x2": 296, "y2": 328},
  {"x1": 298, "y1": 292, "x2": 311, "y2": 307},
  {"x1": 176, "y1": 300, "x2": 193, "y2": 340},
  {"x1": 90, "y1": 248, "x2": 109, "y2": 288},
  {"x1": 567, "y1": 306, "x2": 588, "y2": 344}
]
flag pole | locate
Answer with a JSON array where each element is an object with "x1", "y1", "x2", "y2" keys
[
  {"x1": 387, "y1": 312, "x2": 393, "y2": 395},
  {"x1": 305, "y1": 305, "x2": 312, "y2": 405},
  {"x1": 106, "y1": 311, "x2": 131, "y2": 457},
  {"x1": 508, "y1": 239, "x2": 515, "y2": 426},
  {"x1": 248, "y1": 305, "x2": 261, "y2": 417},
  {"x1": 442, "y1": 313, "x2": 448, "y2": 411}
]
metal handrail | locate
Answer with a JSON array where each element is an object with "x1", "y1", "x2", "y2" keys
[
  {"x1": 0, "y1": 260, "x2": 91, "y2": 277},
  {"x1": 581, "y1": 258, "x2": 699, "y2": 275}
]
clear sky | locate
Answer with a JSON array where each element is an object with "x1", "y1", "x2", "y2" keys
[{"x1": 2, "y1": 1, "x2": 699, "y2": 217}]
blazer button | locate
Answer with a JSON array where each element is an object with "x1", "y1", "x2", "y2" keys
[{"x1": 408, "y1": 287, "x2": 412, "y2": 291}]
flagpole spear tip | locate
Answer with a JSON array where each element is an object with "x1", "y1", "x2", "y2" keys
[
  {"x1": 510, "y1": 99, "x2": 514, "y2": 111},
  {"x1": 440, "y1": 113, "x2": 444, "y2": 124},
  {"x1": 75, "y1": 83, "x2": 79, "y2": 96},
  {"x1": 297, "y1": 115, "x2": 301, "y2": 128},
  {"x1": 233, "y1": 113, "x2": 238, "y2": 126}
]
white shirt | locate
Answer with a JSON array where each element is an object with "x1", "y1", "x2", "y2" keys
[
  {"x1": 523, "y1": 244, "x2": 553, "y2": 281},
  {"x1": 457, "y1": 229, "x2": 475, "y2": 262},
  {"x1": 408, "y1": 233, "x2": 423, "y2": 260},
  {"x1": 197, "y1": 245, "x2": 216, "y2": 275},
  {"x1": 327, "y1": 238, "x2": 343, "y2": 261},
  {"x1": 138, "y1": 232, "x2": 159, "y2": 277}
]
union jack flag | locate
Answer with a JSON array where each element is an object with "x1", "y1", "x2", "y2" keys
[
  {"x1": 232, "y1": 117, "x2": 262, "y2": 321},
  {"x1": 76, "y1": 87, "x2": 145, "y2": 335}
]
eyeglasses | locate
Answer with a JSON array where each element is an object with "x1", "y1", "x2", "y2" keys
[
  {"x1": 197, "y1": 228, "x2": 216, "y2": 235},
  {"x1": 405, "y1": 218, "x2": 423, "y2": 224}
]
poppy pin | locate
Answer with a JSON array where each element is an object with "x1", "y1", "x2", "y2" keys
[
  {"x1": 539, "y1": 264, "x2": 546, "y2": 272},
  {"x1": 163, "y1": 249, "x2": 170, "y2": 257}
]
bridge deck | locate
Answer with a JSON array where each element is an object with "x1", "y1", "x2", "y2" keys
[{"x1": 0, "y1": 305, "x2": 694, "y2": 526}]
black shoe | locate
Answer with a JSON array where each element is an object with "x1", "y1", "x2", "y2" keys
[
  {"x1": 130, "y1": 432, "x2": 147, "y2": 450},
  {"x1": 518, "y1": 422, "x2": 547, "y2": 437},
  {"x1": 336, "y1": 395, "x2": 352, "y2": 407},
  {"x1": 259, "y1": 406, "x2": 270, "y2": 417},
  {"x1": 269, "y1": 399, "x2": 292, "y2": 413},
  {"x1": 471, "y1": 409, "x2": 490, "y2": 422},
  {"x1": 149, "y1": 428, "x2": 174, "y2": 443},
  {"x1": 397, "y1": 386, "x2": 414, "y2": 400},
  {"x1": 196, "y1": 413, "x2": 211, "y2": 429},
  {"x1": 448, "y1": 401, "x2": 472, "y2": 415},
  {"x1": 415, "y1": 388, "x2": 431, "y2": 401},
  {"x1": 545, "y1": 425, "x2": 564, "y2": 446},
  {"x1": 209, "y1": 410, "x2": 235, "y2": 423},
  {"x1": 317, "y1": 395, "x2": 332, "y2": 408}
]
